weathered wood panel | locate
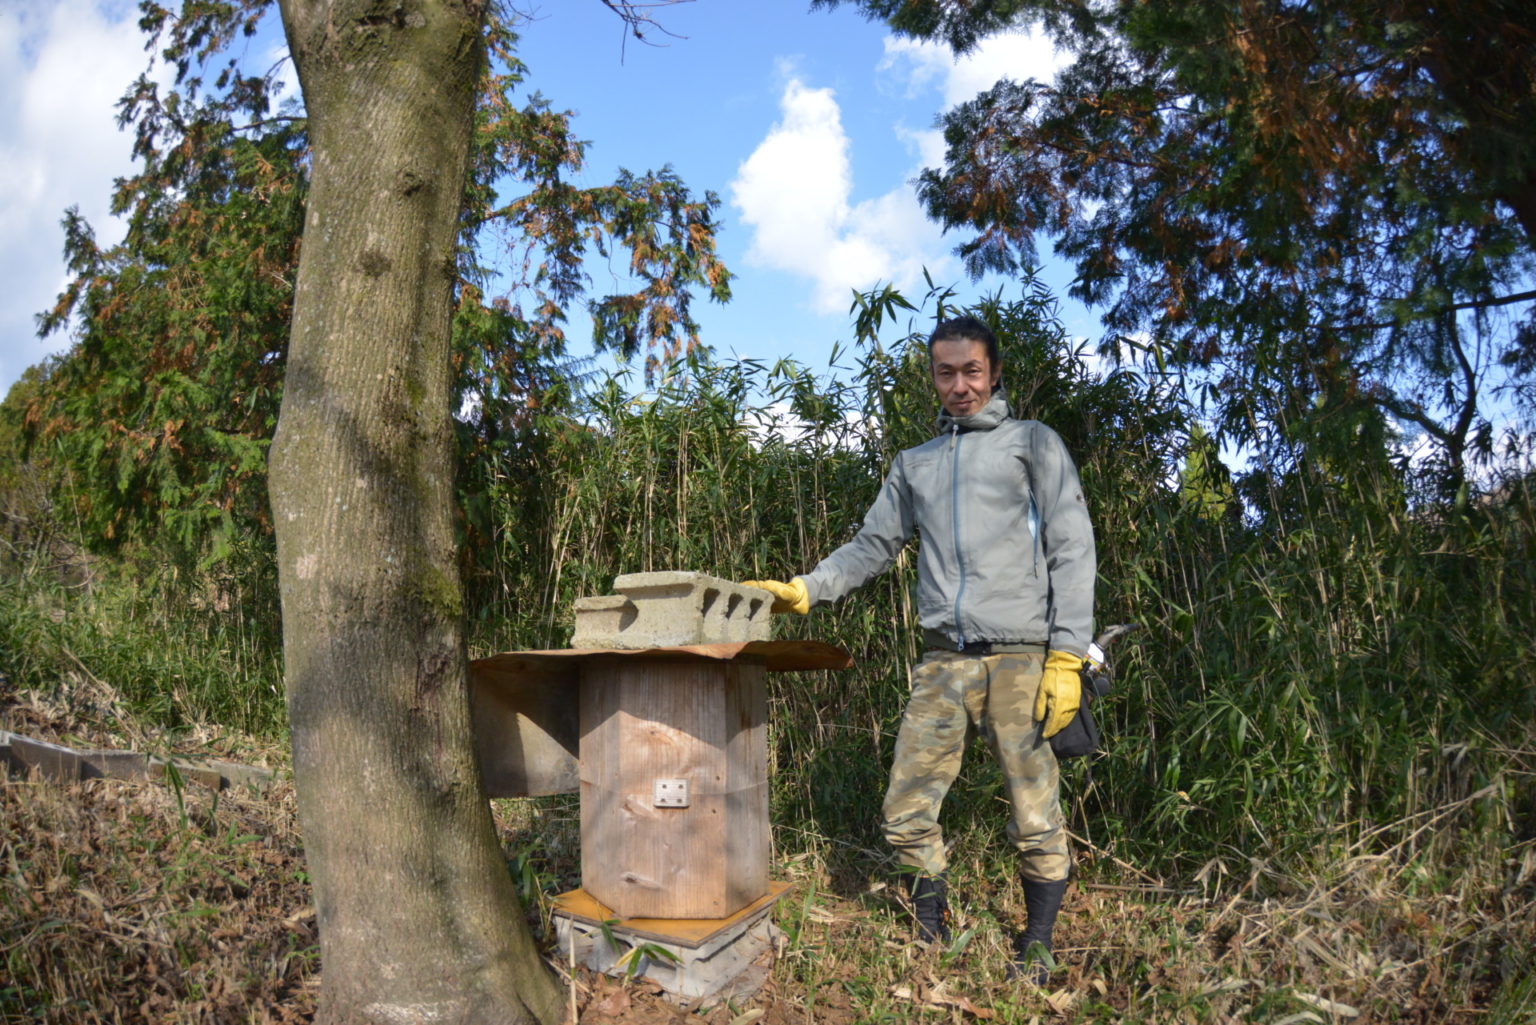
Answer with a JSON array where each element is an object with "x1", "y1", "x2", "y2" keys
[
  {"x1": 723, "y1": 664, "x2": 768, "y2": 914},
  {"x1": 579, "y1": 658, "x2": 768, "y2": 919},
  {"x1": 468, "y1": 656, "x2": 580, "y2": 797},
  {"x1": 467, "y1": 642, "x2": 850, "y2": 799}
]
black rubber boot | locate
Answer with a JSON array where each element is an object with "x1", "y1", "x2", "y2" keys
[
  {"x1": 909, "y1": 874, "x2": 951, "y2": 946},
  {"x1": 1010, "y1": 878, "x2": 1068, "y2": 984}
]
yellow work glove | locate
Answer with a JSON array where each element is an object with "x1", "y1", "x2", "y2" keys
[
  {"x1": 1034, "y1": 650, "x2": 1084, "y2": 738},
  {"x1": 740, "y1": 577, "x2": 810, "y2": 615}
]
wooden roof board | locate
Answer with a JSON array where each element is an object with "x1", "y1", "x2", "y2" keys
[{"x1": 471, "y1": 639, "x2": 853, "y2": 677}]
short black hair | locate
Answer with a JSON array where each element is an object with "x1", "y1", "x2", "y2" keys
[{"x1": 928, "y1": 315, "x2": 1001, "y2": 378}]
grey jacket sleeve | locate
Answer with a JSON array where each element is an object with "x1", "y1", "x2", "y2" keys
[
  {"x1": 1031, "y1": 423, "x2": 1096, "y2": 656},
  {"x1": 799, "y1": 456, "x2": 914, "y2": 606}
]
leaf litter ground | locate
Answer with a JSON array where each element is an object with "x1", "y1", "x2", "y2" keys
[{"x1": 4, "y1": 671, "x2": 1532, "y2": 1024}]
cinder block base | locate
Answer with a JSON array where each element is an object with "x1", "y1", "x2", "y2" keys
[{"x1": 552, "y1": 884, "x2": 787, "y2": 1005}]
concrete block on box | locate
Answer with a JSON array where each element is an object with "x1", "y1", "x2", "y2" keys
[{"x1": 571, "y1": 571, "x2": 770, "y2": 649}]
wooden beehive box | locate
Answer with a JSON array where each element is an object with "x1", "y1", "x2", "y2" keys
[
  {"x1": 468, "y1": 572, "x2": 851, "y2": 923},
  {"x1": 578, "y1": 656, "x2": 768, "y2": 920}
]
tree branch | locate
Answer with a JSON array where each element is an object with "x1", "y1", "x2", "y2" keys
[
  {"x1": 232, "y1": 116, "x2": 305, "y2": 133},
  {"x1": 1326, "y1": 288, "x2": 1536, "y2": 333},
  {"x1": 596, "y1": 0, "x2": 692, "y2": 49}
]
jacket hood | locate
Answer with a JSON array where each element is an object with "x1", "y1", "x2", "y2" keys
[{"x1": 937, "y1": 389, "x2": 1012, "y2": 434}]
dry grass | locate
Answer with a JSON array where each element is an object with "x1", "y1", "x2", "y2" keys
[
  {"x1": 5, "y1": 672, "x2": 1532, "y2": 1025},
  {"x1": 742, "y1": 837, "x2": 1536, "y2": 1025},
  {"x1": 2, "y1": 675, "x2": 315, "y2": 1025},
  {"x1": 1, "y1": 772, "x2": 317, "y2": 1024}
]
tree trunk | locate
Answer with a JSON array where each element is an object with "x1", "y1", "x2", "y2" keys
[{"x1": 268, "y1": 1, "x2": 563, "y2": 1022}]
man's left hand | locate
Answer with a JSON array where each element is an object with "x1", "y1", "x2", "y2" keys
[{"x1": 1034, "y1": 650, "x2": 1084, "y2": 738}]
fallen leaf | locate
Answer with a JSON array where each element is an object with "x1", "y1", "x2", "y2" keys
[
  {"x1": 593, "y1": 987, "x2": 630, "y2": 1017},
  {"x1": 1042, "y1": 988, "x2": 1076, "y2": 1014},
  {"x1": 1294, "y1": 992, "x2": 1359, "y2": 1018},
  {"x1": 1271, "y1": 1012, "x2": 1324, "y2": 1025},
  {"x1": 891, "y1": 981, "x2": 996, "y2": 1019}
]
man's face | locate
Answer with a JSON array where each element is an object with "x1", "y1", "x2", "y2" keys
[{"x1": 930, "y1": 338, "x2": 1001, "y2": 418}]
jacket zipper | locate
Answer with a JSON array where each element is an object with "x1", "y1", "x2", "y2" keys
[
  {"x1": 1027, "y1": 425, "x2": 1041, "y2": 578},
  {"x1": 949, "y1": 423, "x2": 967, "y2": 648},
  {"x1": 1029, "y1": 494, "x2": 1040, "y2": 578}
]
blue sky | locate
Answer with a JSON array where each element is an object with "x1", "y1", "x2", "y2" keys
[{"x1": 0, "y1": 0, "x2": 1093, "y2": 400}]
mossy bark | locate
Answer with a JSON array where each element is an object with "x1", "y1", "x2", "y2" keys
[{"x1": 268, "y1": 2, "x2": 562, "y2": 1022}]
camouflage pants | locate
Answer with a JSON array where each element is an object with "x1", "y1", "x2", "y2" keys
[{"x1": 881, "y1": 650, "x2": 1070, "y2": 882}]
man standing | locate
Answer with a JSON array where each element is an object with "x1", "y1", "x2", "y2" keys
[{"x1": 744, "y1": 315, "x2": 1095, "y2": 981}]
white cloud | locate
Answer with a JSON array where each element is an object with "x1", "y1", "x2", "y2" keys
[
  {"x1": 724, "y1": 28, "x2": 1074, "y2": 320},
  {"x1": 0, "y1": 0, "x2": 146, "y2": 395},
  {"x1": 893, "y1": 121, "x2": 946, "y2": 172},
  {"x1": 741, "y1": 400, "x2": 870, "y2": 452},
  {"x1": 878, "y1": 27, "x2": 1072, "y2": 174},
  {"x1": 729, "y1": 74, "x2": 949, "y2": 315},
  {"x1": 880, "y1": 27, "x2": 1070, "y2": 108}
]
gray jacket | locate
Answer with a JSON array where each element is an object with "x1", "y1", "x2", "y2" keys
[{"x1": 801, "y1": 391, "x2": 1096, "y2": 656}]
